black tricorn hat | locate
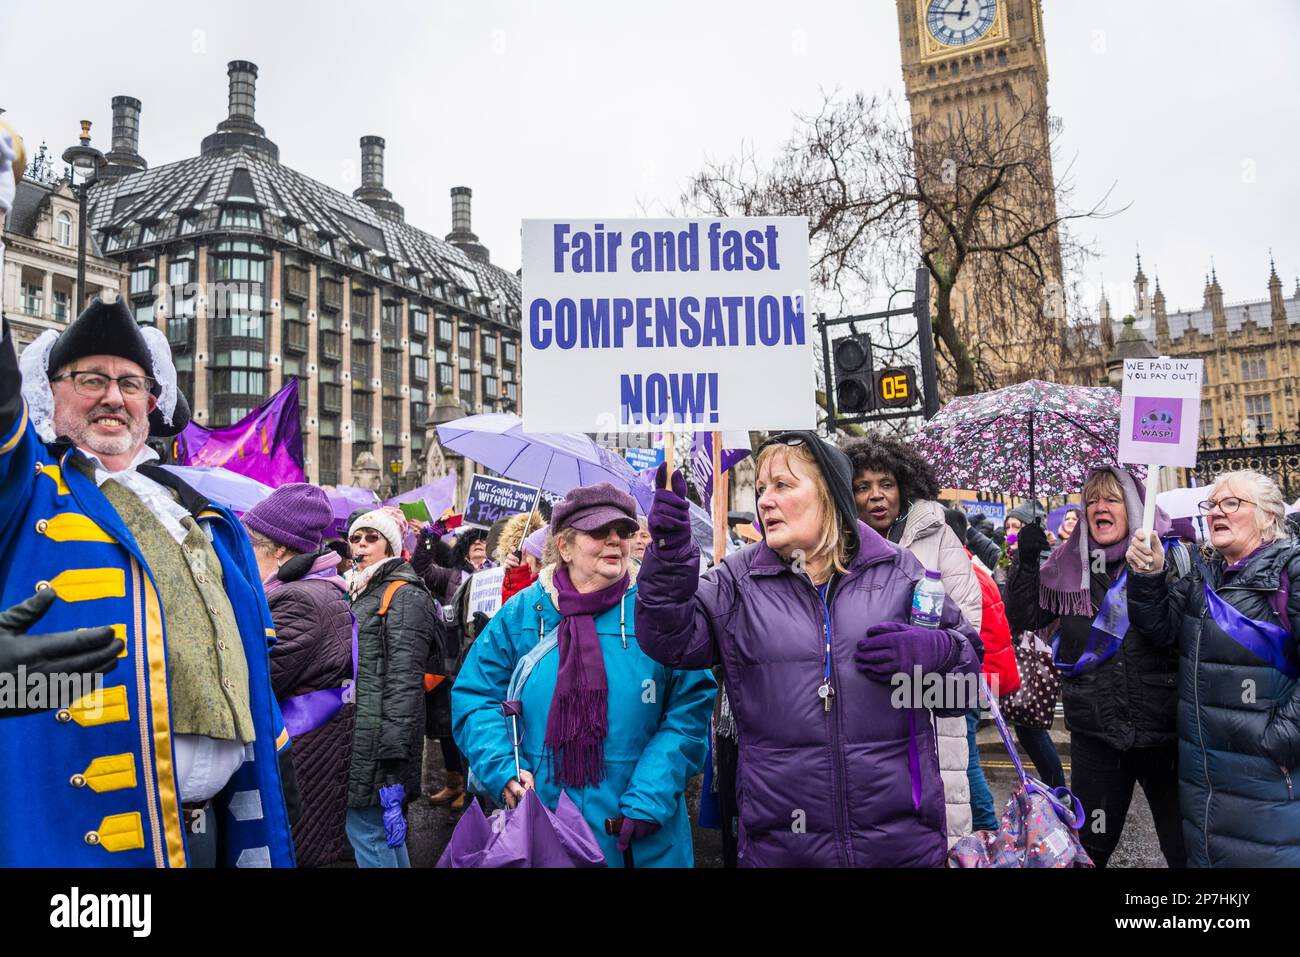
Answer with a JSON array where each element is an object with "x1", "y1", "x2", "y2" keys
[{"x1": 47, "y1": 297, "x2": 191, "y2": 437}]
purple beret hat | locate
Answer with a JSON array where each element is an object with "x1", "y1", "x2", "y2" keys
[{"x1": 550, "y1": 482, "x2": 638, "y2": 535}]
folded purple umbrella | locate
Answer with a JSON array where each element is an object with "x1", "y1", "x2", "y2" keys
[
  {"x1": 378, "y1": 783, "x2": 407, "y2": 848},
  {"x1": 436, "y1": 790, "x2": 606, "y2": 868}
]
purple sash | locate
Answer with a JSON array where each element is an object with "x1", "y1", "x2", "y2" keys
[
  {"x1": 1052, "y1": 570, "x2": 1129, "y2": 678},
  {"x1": 1204, "y1": 581, "x2": 1299, "y2": 680},
  {"x1": 280, "y1": 618, "x2": 359, "y2": 739}
]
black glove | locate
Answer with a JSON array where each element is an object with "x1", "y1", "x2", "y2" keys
[
  {"x1": 0, "y1": 590, "x2": 124, "y2": 717},
  {"x1": 379, "y1": 758, "x2": 402, "y2": 787},
  {"x1": 470, "y1": 611, "x2": 491, "y2": 637},
  {"x1": 1017, "y1": 521, "x2": 1050, "y2": 562}
]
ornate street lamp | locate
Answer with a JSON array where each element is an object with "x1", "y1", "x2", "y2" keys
[
  {"x1": 389, "y1": 458, "x2": 402, "y2": 497},
  {"x1": 61, "y1": 120, "x2": 105, "y2": 309}
]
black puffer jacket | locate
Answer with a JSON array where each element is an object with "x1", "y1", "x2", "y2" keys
[
  {"x1": 1128, "y1": 539, "x2": 1300, "y2": 867},
  {"x1": 1007, "y1": 553, "x2": 1181, "y2": 751},
  {"x1": 347, "y1": 560, "x2": 443, "y2": 808}
]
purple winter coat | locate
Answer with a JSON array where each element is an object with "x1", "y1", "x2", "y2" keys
[{"x1": 635, "y1": 519, "x2": 982, "y2": 867}]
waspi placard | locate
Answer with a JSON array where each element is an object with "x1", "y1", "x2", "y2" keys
[{"x1": 522, "y1": 217, "x2": 815, "y2": 434}]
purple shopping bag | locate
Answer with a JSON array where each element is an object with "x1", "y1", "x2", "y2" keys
[{"x1": 436, "y1": 789, "x2": 607, "y2": 868}]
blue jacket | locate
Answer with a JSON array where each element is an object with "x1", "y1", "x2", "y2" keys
[
  {"x1": 0, "y1": 366, "x2": 296, "y2": 866},
  {"x1": 452, "y1": 566, "x2": 716, "y2": 867}
]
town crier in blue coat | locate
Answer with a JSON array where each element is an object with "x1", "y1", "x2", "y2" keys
[{"x1": 0, "y1": 297, "x2": 297, "y2": 867}]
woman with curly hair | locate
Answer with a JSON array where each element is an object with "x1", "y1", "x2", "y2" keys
[{"x1": 840, "y1": 433, "x2": 986, "y2": 844}]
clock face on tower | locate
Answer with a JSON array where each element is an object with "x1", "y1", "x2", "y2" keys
[{"x1": 926, "y1": 0, "x2": 998, "y2": 46}]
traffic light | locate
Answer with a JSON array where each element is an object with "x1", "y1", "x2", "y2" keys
[
  {"x1": 833, "y1": 333, "x2": 874, "y2": 414},
  {"x1": 874, "y1": 366, "x2": 917, "y2": 409}
]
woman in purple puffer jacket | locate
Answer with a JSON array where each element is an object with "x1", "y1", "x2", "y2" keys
[{"x1": 636, "y1": 432, "x2": 982, "y2": 867}]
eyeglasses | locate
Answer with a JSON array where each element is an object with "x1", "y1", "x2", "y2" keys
[
  {"x1": 52, "y1": 370, "x2": 156, "y2": 399},
  {"x1": 349, "y1": 532, "x2": 382, "y2": 544},
  {"x1": 1198, "y1": 496, "x2": 1255, "y2": 515}
]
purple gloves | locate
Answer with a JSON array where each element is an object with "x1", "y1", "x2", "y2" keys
[
  {"x1": 615, "y1": 816, "x2": 661, "y2": 852},
  {"x1": 378, "y1": 783, "x2": 407, "y2": 848},
  {"x1": 854, "y1": 620, "x2": 957, "y2": 682},
  {"x1": 649, "y1": 464, "x2": 692, "y2": 553}
]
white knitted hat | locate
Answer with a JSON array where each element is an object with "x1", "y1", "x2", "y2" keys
[{"x1": 349, "y1": 509, "x2": 403, "y2": 559}]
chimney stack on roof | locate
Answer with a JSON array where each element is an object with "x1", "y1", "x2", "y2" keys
[
  {"x1": 353, "y1": 135, "x2": 404, "y2": 222},
  {"x1": 446, "y1": 186, "x2": 490, "y2": 264},
  {"x1": 201, "y1": 60, "x2": 279, "y2": 161},
  {"x1": 100, "y1": 95, "x2": 147, "y2": 178}
]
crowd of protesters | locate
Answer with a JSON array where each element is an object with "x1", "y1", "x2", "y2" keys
[{"x1": 4, "y1": 294, "x2": 1300, "y2": 869}]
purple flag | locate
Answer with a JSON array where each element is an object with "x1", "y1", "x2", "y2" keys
[
  {"x1": 689, "y1": 432, "x2": 750, "y2": 507},
  {"x1": 177, "y1": 379, "x2": 306, "y2": 487}
]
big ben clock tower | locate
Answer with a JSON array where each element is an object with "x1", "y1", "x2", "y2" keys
[{"x1": 896, "y1": 0, "x2": 1064, "y2": 391}]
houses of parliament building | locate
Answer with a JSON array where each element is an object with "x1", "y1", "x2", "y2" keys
[{"x1": 1065, "y1": 255, "x2": 1300, "y2": 445}]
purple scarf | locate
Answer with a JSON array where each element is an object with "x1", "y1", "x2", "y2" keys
[
  {"x1": 544, "y1": 565, "x2": 629, "y2": 790},
  {"x1": 1038, "y1": 466, "x2": 1170, "y2": 617}
]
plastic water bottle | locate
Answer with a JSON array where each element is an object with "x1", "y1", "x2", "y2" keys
[{"x1": 910, "y1": 569, "x2": 945, "y2": 629}]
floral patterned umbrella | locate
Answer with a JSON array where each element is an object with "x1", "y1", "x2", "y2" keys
[{"x1": 911, "y1": 380, "x2": 1136, "y2": 499}]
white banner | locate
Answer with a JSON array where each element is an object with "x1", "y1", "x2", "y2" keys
[{"x1": 521, "y1": 217, "x2": 816, "y2": 434}]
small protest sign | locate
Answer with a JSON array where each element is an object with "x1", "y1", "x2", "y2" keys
[
  {"x1": 467, "y1": 567, "x2": 507, "y2": 619},
  {"x1": 961, "y1": 500, "x2": 1006, "y2": 528},
  {"x1": 463, "y1": 474, "x2": 540, "y2": 529},
  {"x1": 1118, "y1": 358, "x2": 1204, "y2": 468}
]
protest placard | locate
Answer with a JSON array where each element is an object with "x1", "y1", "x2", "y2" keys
[
  {"x1": 961, "y1": 500, "x2": 1006, "y2": 528},
  {"x1": 463, "y1": 474, "x2": 540, "y2": 529},
  {"x1": 467, "y1": 567, "x2": 507, "y2": 619},
  {"x1": 521, "y1": 217, "x2": 815, "y2": 434},
  {"x1": 1118, "y1": 358, "x2": 1204, "y2": 469},
  {"x1": 1119, "y1": 357, "x2": 1204, "y2": 536},
  {"x1": 625, "y1": 447, "x2": 665, "y2": 472}
]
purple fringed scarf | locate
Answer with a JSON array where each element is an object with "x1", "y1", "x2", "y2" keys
[
  {"x1": 1038, "y1": 466, "x2": 1171, "y2": 617},
  {"x1": 544, "y1": 565, "x2": 628, "y2": 790}
]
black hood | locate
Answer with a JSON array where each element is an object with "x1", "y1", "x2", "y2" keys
[{"x1": 756, "y1": 430, "x2": 861, "y2": 561}]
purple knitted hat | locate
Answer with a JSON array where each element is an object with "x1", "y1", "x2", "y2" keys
[
  {"x1": 243, "y1": 483, "x2": 333, "y2": 553},
  {"x1": 522, "y1": 524, "x2": 549, "y2": 559}
]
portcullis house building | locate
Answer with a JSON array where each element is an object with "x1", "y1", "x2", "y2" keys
[{"x1": 85, "y1": 61, "x2": 522, "y2": 487}]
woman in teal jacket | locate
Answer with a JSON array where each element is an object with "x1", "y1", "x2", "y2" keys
[{"x1": 452, "y1": 483, "x2": 716, "y2": 867}]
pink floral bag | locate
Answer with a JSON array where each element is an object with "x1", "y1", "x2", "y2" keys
[{"x1": 948, "y1": 679, "x2": 1093, "y2": 868}]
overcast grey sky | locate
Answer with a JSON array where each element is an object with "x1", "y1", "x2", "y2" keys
[{"x1": 3, "y1": 0, "x2": 1296, "y2": 319}]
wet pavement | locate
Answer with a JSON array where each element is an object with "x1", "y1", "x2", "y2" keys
[{"x1": 387, "y1": 731, "x2": 1166, "y2": 868}]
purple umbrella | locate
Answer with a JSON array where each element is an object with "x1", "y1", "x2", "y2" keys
[
  {"x1": 324, "y1": 485, "x2": 381, "y2": 537},
  {"x1": 160, "y1": 464, "x2": 273, "y2": 514},
  {"x1": 436, "y1": 413, "x2": 640, "y2": 499},
  {"x1": 436, "y1": 790, "x2": 607, "y2": 868}
]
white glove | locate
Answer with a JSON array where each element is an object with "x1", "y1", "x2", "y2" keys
[{"x1": 0, "y1": 131, "x2": 16, "y2": 214}]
